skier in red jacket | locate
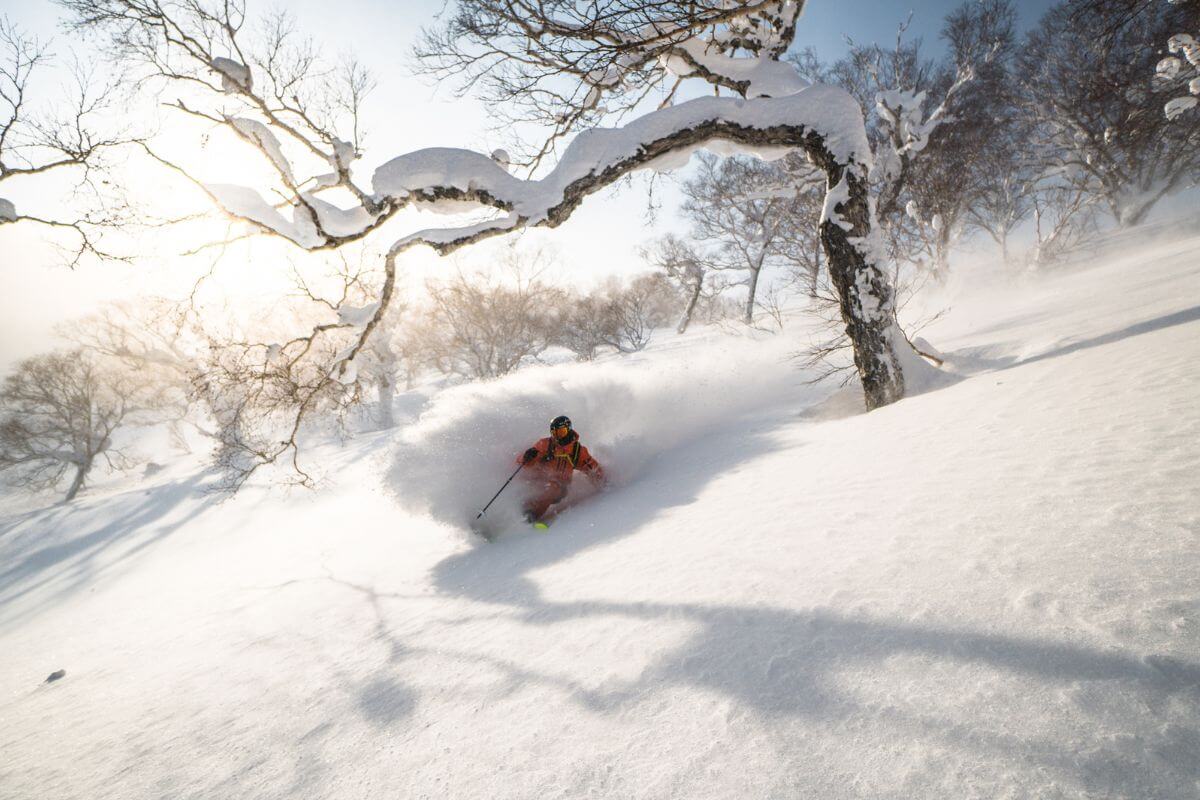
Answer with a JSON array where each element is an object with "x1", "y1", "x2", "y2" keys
[{"x1": 517, "y1": 415, "x2": 605, "y2": 522}]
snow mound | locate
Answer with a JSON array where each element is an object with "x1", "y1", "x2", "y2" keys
[{"x1": 386, "y1": 333, "x2": 816, "y2": 531}]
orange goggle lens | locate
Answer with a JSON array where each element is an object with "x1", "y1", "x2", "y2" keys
[{"x1": 552, "y1": 425, "x2": 569, "y2": 435}]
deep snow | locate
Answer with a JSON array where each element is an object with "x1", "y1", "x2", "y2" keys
[{"x1": 2, "y1": 229, "x2": 1199, "y2": 799}]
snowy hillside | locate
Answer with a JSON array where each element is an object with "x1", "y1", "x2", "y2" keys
[{"x1": 2, "y1": 230, "x2": 1199, "y2": 799}]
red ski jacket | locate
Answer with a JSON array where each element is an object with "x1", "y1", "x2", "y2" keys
[{"x1": 518, "y1": 433, "x2": 605, "y2": 485}]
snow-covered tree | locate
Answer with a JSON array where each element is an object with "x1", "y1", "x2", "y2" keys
[
  {"x1": 794, "y1": 2, "x2": 1012, "y2": 278},
  {"x1": 964, "y1": 118, "x2": 1038, "y2": 265},
  {"x1": 0, "y1": 16, "x2": 133, "y2": 265},
  {"x1": 62, "y1": 298, "x2": 217, "y2": 448},
  {"x1": 601, "y1": 273, "x2": 681, "y2": 352},
  {"x1": 678, "y1": 153, "x2": 800, "y2": 325},
  {"x1": 420, "y1": 271, "x2": 560, "y2": 381},
  {"x1": 1158, "y1": 1, "x2": 1200, "y2": 120},
  {"x1": 1017, "y1": 0, "x2": 1200, "y2": 226},
  {"x1": 64, "y1": 0, "x2": 931, "y2": 487},
  {"x1": 643, "y1": 234, "x2": 713, "y2": 334},
  {"x1": 903, "y1": 0, "x2": 1017, "y2": 277},
  {"x1": 0, "y1": 350, "x2": 153, "y2": 501}
]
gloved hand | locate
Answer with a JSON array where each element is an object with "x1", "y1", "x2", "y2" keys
[{"x1": 522, "y1": 447, "x2": 539, "y2": 464}]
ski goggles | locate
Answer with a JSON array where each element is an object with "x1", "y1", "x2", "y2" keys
[{"x1": 551, "y1": 423, "x2": 570, "y2": 436}]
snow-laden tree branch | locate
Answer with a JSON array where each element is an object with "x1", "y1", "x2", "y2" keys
[
  {"x1": 1158, "y1": 0, "x2": 1200, "y2": 120},
  {"x1": 63, "y1": 0, "x2": 929, "y2": 485},
  {"x1": 414, "y1": 0, "x2": 805, "y2": 169}
]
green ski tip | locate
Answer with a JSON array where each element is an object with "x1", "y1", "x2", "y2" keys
[{"x1": 532, "y1": 521, "x2": 550, "y2": 530}]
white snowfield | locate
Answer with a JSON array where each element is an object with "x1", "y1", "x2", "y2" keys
[{"x1": 2, "y1": 231, "x2": 1200, "y2": 799}]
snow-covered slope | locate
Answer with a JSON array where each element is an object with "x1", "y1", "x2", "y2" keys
[{"x1": 2, "y1": 232, "x2": 1199, "y2": 799}]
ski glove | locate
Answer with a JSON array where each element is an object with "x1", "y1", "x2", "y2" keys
[{"x1": 522, "y1": 448, "x2": 539, "y2": 464}]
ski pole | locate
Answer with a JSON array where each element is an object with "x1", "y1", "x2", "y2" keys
[{"x1": 476, "y1": 462, "x2": 525, "y2": 520}]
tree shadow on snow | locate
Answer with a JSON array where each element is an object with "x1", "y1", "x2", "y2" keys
[
  {"x1": 460, "y1": 596, "x2": 1199, "y2": 795},
  {"x1": 1015, "y1": 304, "x2": 1200, "y2": 368},
  {"x1": 0, "y1": 471, "x2": 220, "y2": 629},
  {"x1": 422, "y1": 417, "x2": 1200, "y2": 796},
  {"x1": 401, "y1": 344, "x2": 1200, "y2": 793},
  {"x1": 941, "y1": 304, "x2": 1200, "y2": 376}
]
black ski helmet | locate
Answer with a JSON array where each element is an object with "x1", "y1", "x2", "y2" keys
[{"x1": 550, "y1": 415, "x2": 571, "y2": 432}]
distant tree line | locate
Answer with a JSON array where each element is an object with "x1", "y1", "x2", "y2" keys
[{"x1": 0, "y1": 252, "x2": 725, "y2": 500}]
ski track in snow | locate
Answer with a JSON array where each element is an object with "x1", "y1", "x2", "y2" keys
[{"x1": 2, "y1": 232, "x2": 1200, "y2": 799}]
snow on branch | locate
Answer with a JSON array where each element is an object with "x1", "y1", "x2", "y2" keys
[
  {"x1": 371, "y1": 86, "x2": 870, "y2": 256},
  {"x1": 415, "y1": 0, "x2": 808, "y2": 167},
  {"x1": 174, "y1": 84, "x2": 870, "y2": 261},
  {"x1": 1161, "y1": 30, "x2": 1200, "y2": 120}
]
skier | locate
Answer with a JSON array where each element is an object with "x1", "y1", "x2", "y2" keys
[{"x1": 517, "y1": 415, "x2": 606, "y2": 523}]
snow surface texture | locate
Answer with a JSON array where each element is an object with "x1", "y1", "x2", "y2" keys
[{"x1": 3, "y1": 230, "x2": 1200, "y2": 798}]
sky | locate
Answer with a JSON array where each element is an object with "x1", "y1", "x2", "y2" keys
[{"x1": 0, "y1": 0, "x2": 1061, "y2": 368}]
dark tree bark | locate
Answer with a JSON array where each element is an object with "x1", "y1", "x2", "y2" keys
[
  {"x1": 744, "y1": 261, "x2": 763, "y2": 326},
  {"x1": 815, "y1": 164, "x2": 906, "y2": 409},
  {"x1": 677, "y1": 278, "x2": 703, "y2": 334},
  {"x1": 64, "y1": 460, "x2": 90, "y2": 502}
]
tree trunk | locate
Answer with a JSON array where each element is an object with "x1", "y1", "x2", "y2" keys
[
  {"x1": 817, "y1": 165, "x2": 906, "y2": 410},
  {"x1": 1032, "y1": 204, "x2": 1046, "y2": 268},
  {"x1": 743, "y1": 265, "x2": 761, "y2": 325},
  {"x1": 376, "y1": 374, "x2": 397, "y2": 429},
  {"x1": 932, "y1": 225, "x2": 952, "y2": 282},
  {"x1": 807, "y1": 250, "x2": 820, "y2": 298},
  {"x1": 64, "y1": 459, "x2": 89, "y2": 502},
  {"x1": 677, "y1": 278, "x2": 702, "y2": 334},
  {"x1": 1118, "y1": 198, "x2": 1154, "y2": 228}
]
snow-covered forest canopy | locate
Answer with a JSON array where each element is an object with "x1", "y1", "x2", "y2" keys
[{"x1": 2, "y1": 0, "x2": 1199, "y2": 798}]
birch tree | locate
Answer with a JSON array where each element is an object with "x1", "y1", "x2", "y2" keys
[
  {"x1": 791, "y1": 2, "x2": 1014, "y2": 278},
  {"x1": 62, "y1": 298, "x2": 217, "y2": 448},
  {"x1": 678, "y1": 153, "x2": 797, "y2": 326},
  {"x1": 643, "y1": 234, "x2": 713, "y2": 334},
  {"x1": 420, "y1": 271, "x2": 559, "y2": 380}
]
